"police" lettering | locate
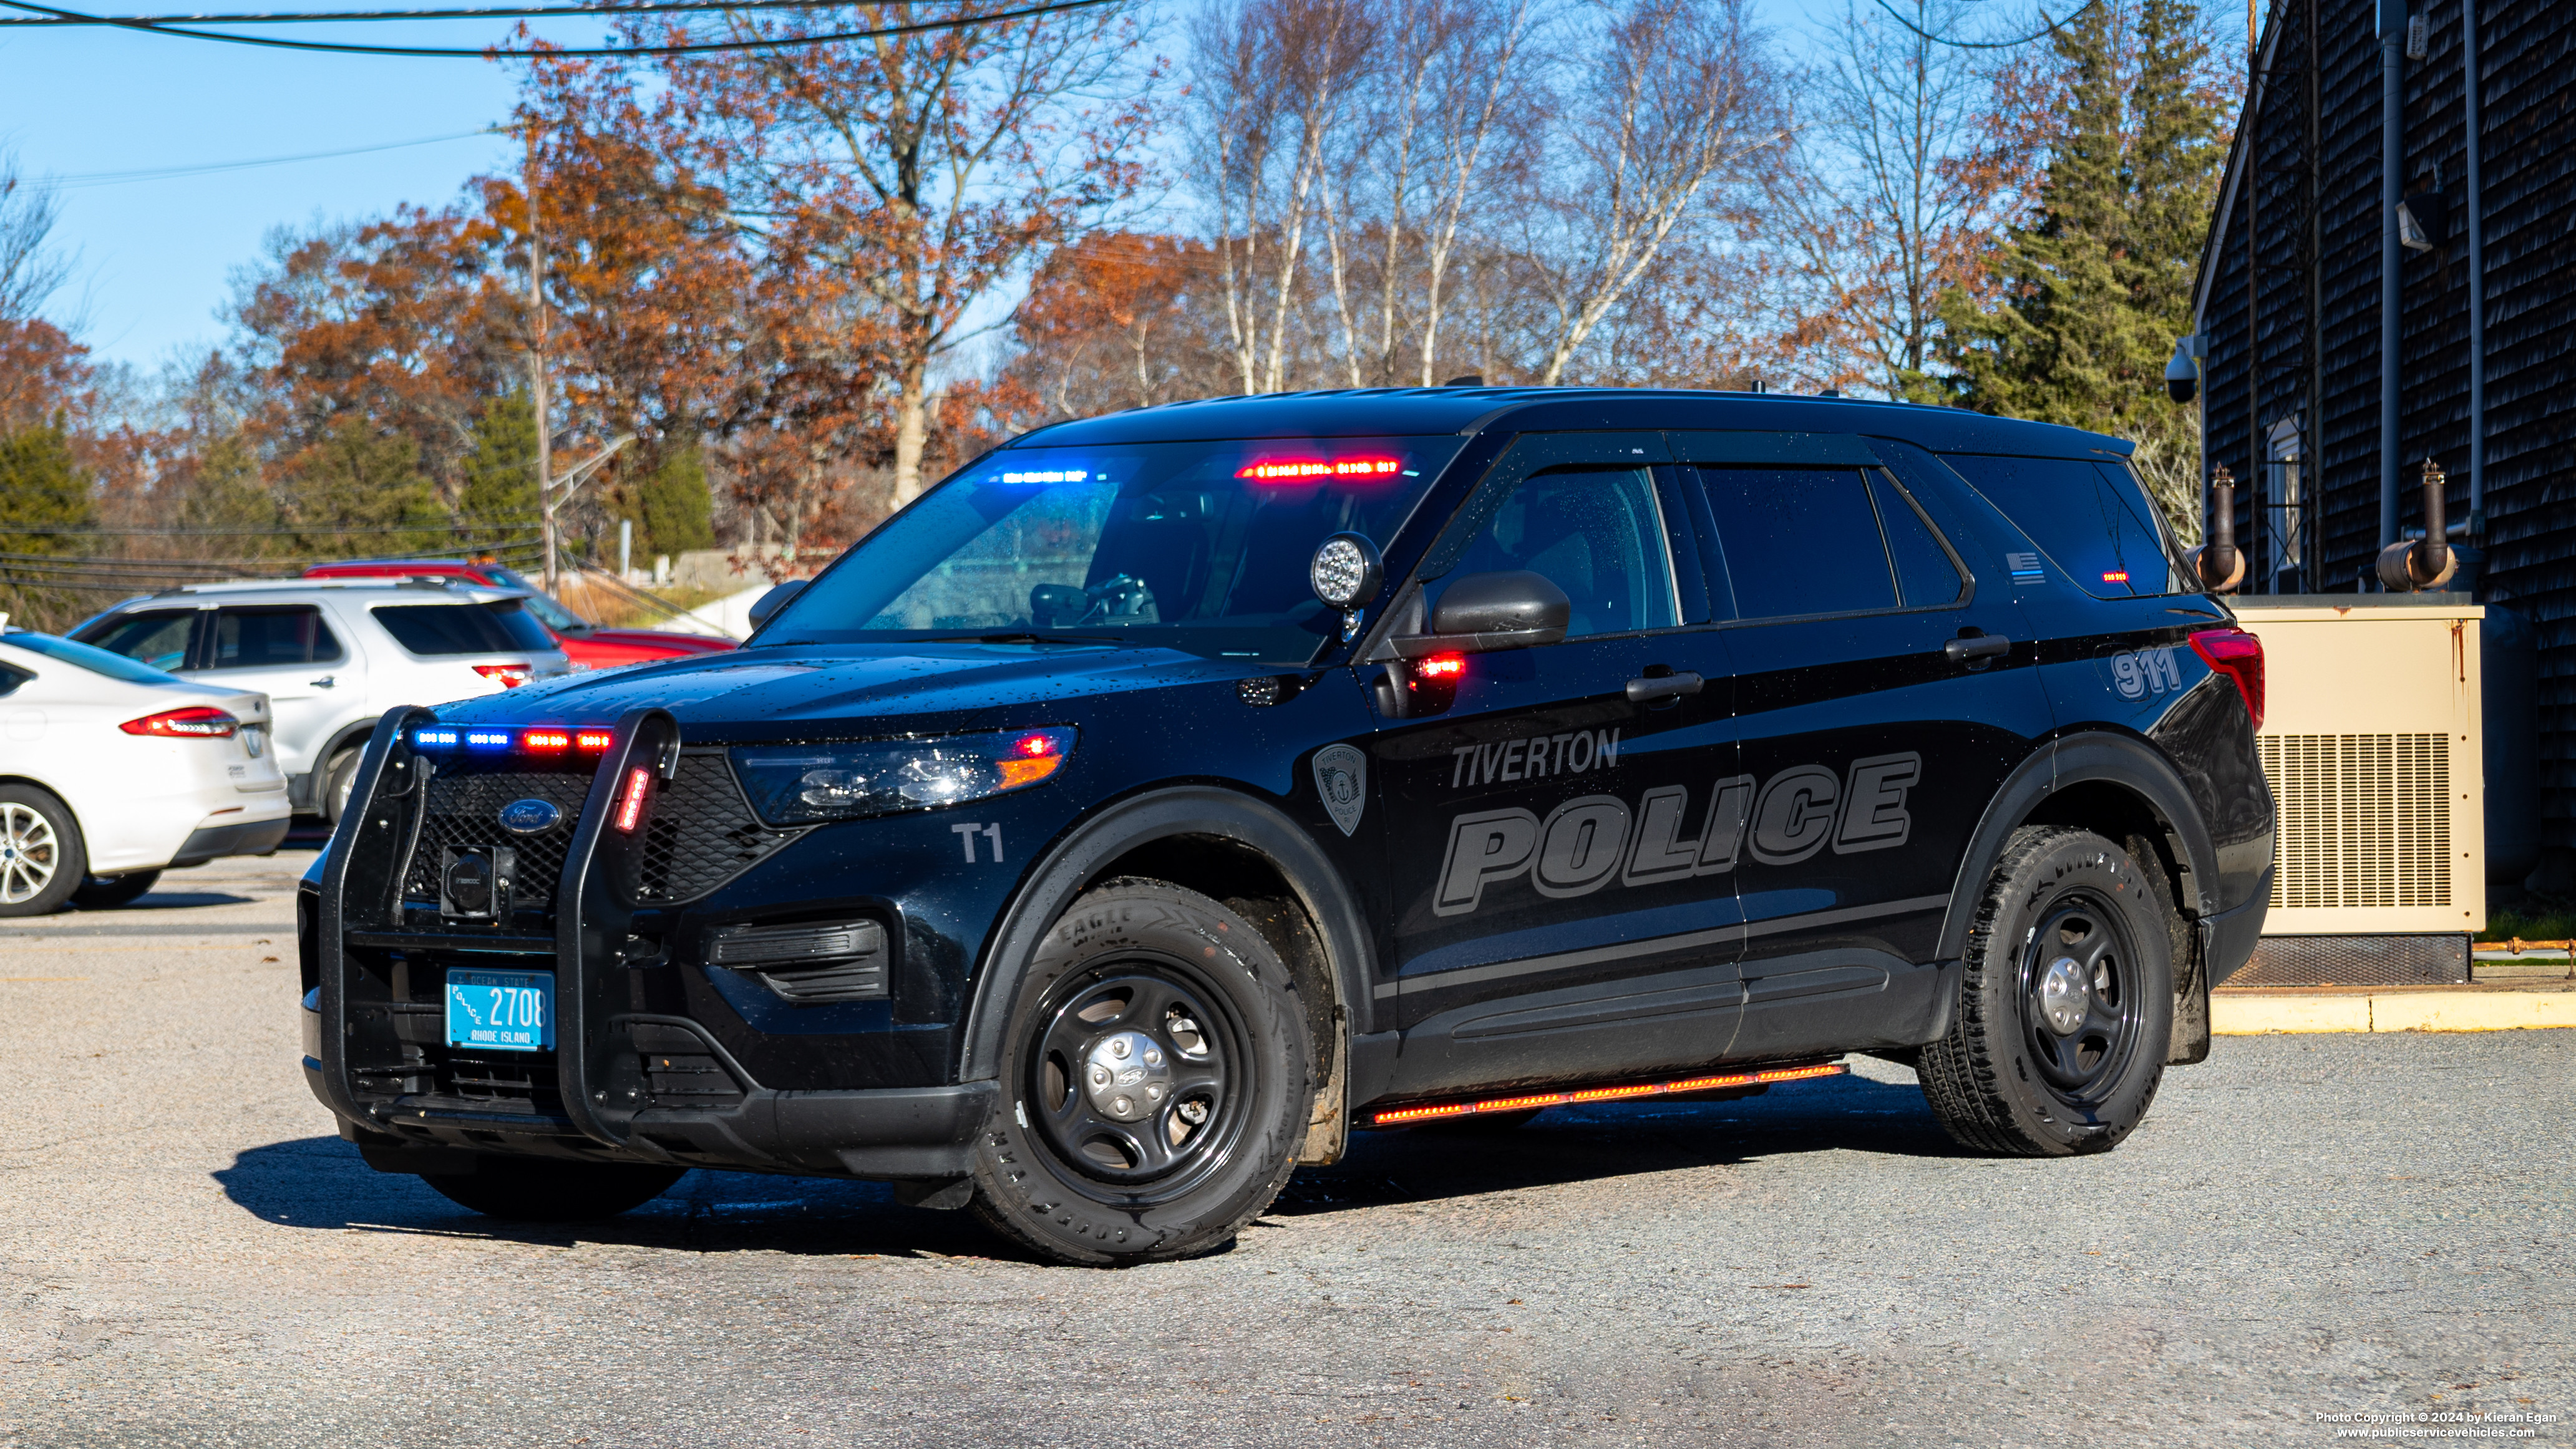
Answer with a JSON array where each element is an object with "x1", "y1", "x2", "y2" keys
[{"x1": 1431, "y1": 753, "x2": 1923, "y2": 916}]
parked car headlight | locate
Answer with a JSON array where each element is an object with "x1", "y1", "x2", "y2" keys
[{"x1": 732, "y1": 727, "x2": 1076, "y2": 823}]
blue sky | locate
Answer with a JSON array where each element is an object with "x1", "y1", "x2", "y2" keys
[
  {"x1": 1, "y1": 17, "x2": 603, "y2": 371},
  {"x1": 0, "y1": 0, "x2": 2067, "y2": 375}
]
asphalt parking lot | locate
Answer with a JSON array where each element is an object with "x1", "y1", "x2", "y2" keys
[{"x1": 2, "y1": 851, "x2": 2570, "y2": 1448}]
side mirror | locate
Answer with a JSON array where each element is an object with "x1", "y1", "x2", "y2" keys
[
  {"x1": 748, "y1": 579, "x2": 807, "y2": 629},
  {"x1": 1390, "y1": 570, "x2": 1571, "y2": 656}
]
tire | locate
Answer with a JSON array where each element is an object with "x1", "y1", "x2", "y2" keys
[
  {"x1": 321, "y1": 750, "x2": 361, "y2": 824},
  {"x1": 419, "y1": 1160, "x2": 686, "y2": 1222},
  {"x1": 968, "y1": 878, "x2": 1312, "y2": 1267},
  {"x1": 1918, "y1": 826, "x2": 2173, "y2": 1156},
  {"x1": 71, "y1": 870, "x2": 161, "y2": 910},
  {"x1": 0, "y1": 783, "x2": 86, "y2": 918}
]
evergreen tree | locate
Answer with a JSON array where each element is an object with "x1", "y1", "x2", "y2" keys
[
  {"x1": 631, "y1": 442, "x2": 715, "y2": 559},
  {"x1": 1937, "y1": 0, "x2": 2222, "y2": 532},
  {"x1": 280, "y1": 420, "x2": 447, "y2": 558},
  {"x1": 459, "y1": 393, "x2": 540, "y2": 550},
  {"x1": 0, "y1": 419, "x2": 95, "y2": 631}
]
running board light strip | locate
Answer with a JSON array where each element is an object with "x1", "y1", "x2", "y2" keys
[{"x1": 1368, "y1": 1061, "x2": 1848, "y2": 1127}]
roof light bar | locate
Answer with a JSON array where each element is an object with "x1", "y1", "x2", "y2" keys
[
  {"x1": 1368, "y1": 1060, "x2": 1847, "y2": 1127},
  {"x1": 1235, "y1": 456, "x2": 1401, "y2": 482}
]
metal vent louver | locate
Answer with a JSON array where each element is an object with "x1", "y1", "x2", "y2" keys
[{"x1": 2259, "y1": 734, "x2": 2451, "y2": 909}]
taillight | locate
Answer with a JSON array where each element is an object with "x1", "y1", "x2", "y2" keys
[
  {"x1": 2189, "y1": 628, "x2": 2265, "y2": 731},
  {"x1": 474, "y1": 662, "x2": 534, "y2": 688},
  {"x1": 120, "y1": 706, "x2": 238, "y2": 738},
  {"x1": 614, "y1": 766, "x2": 653, "y2": 833}
]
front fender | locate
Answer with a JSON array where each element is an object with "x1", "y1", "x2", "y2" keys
[{"x1": 955, "y1": 785, "x2": 1382, "y2": 1083}]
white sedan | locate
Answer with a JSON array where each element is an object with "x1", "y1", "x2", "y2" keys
[{"x1": 0, "y1": 629, "x2": 291, "y2": 916}]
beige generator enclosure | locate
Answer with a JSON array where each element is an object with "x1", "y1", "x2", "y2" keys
[{"x1": 2228, "y1": 596, "x2": 2484, "y2": 986}]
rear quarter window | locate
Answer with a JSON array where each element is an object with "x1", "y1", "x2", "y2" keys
[
  {"x1": 74, "y1": 609, "x2": 197, "y2": 671},
  {"x1": 371, "y1": 601, "x2": 554, "y2": 656},
  {"x1": 1939, "y1": 453, "x2": 2187, "y2": 598}
]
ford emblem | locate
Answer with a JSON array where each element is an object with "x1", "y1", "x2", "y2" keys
[{"x1": 497, "y1": 798, "x2": 563, "y2": 835}]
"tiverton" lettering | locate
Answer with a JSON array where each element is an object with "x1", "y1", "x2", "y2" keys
[{"x1": 1449, "y1": 728, "x2": 1622, "y2": 789}]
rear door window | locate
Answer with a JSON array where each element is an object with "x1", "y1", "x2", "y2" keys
[
  {"x1": 205, "y1": 606, "x2": 343, "y2": 671},
  {"x1": 1939, "y1": 454, "x2": 2184, "y2": 598},
  {"x1": 74, "y1": 609, "x2": 199, "y2": 672},
  {"x1": 372, "y1": 601, "x2": 555, "y2": 656},
  {"x1": 1692, "y1": 467, "x2": 1897, "y2": 619}
]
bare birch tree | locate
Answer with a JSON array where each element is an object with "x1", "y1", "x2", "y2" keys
[
  {"x1": 1768, "y1": 0, "x2": 2002, "y2": 397},
  {"x1": 1521, "y1": 0, "x2": 1787, "y2": 385},
  {"x1": 1191, "y1": 0, "x2": 1375, "y2": 394}
]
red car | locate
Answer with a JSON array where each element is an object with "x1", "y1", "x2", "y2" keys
[{"x1": 300, "y1": 560, "x2": 736, "y2": 671}]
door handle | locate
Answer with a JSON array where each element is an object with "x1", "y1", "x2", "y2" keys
[
  {"x1": 1943, "y1": 633, "x2": 2011, "y2": 664},
  {"x1": 1625, "y1": 671, "x2": 1704, "y2": 702},
  {"x1": 309, "y1": 675, "x2": 336, "y2": 689}
]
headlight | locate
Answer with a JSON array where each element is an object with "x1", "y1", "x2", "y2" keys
[{"x1": 732, "y1": 727, "x2": 1076, "y2": 824}]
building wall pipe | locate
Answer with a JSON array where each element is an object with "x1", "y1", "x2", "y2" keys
[
  {"x1": 2379, "y1": 2, "x2": 2403, "y2": 555},
  {"x1": 2464, "y1": 0, "x2": 2486, "y2": 543}
]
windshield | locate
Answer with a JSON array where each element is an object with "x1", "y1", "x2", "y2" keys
[
  {"x1": 480, "y1": 569, "x2": 586, "y2": 632},
  {"x1": 2, "y1": 631, "x2": 188, "y2": 685},
  {"x1": 759, "y1": 436, "x2": 1465, "y2": 664}
]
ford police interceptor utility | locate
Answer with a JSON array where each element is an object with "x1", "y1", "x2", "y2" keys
[{"x1": 299, "y1": 387, "x2": 2274, "y2": 1266}]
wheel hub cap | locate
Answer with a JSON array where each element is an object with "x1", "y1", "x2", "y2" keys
[
  {"x1": 1082, "y1": 1030, "x2": 1171, "y2": 1122},
  {"x1": 2038, "y1": 956, "x2": 2089, "y2": 1036}
]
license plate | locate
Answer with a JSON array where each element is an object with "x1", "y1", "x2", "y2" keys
[{"x1": 444, "y1": 969, "x2": 555, "y2": 1052}]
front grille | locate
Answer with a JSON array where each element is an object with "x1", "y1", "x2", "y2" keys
[
  {"x1": 401, "y1": 763, "x2": 593, "y2": 909},
  {"x1": 442, "y1": 1049, "x2": 570, "y2": 1113},
  {"x1": 396, "y1": 751, "x2": 805, "y2": 912},
  {"x1": 634, "y1": 752, "x2": 807, "y2": 904}
]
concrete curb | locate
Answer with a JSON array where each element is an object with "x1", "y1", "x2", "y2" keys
[{"x1": 2214, "y1": 988, "x2": 2576, "y2": 1035}]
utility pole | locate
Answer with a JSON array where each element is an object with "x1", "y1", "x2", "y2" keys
[{"x1": 526, "y1": 125, "x2": 557, "y2": 596}]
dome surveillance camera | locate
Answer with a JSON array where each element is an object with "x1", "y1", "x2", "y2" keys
[{"x1": 2165, "y1": 338, "x2": 2199, "y2": 405}]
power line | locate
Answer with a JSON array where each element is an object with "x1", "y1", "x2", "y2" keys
[
  {"x1": 27, "y1": 129, "x2": 500, "y2": 189},
  {"x1": 0, "y1": 0, "x2": 984, "y2": 25},
  {"x1": 0, "y1": 0, "x2": 1120, "y2": 57},
  {"x1": 1867, "y1": 0, "x2": 2095, "y2": 48}
]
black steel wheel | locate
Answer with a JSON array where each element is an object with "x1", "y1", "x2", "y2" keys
[
  {"x1": 72, "y1": 870, "x2": 161, "y2": 910},
  {"x1": 1919, "y1": 826, "x2": 2173, "y2": 1156},
  {"x1": 970, "y1": 878, "x2": 1310, "y2": 1266},
  {"x1": 419, "y1": 1159, "x2": 686, "y2": 1221}
]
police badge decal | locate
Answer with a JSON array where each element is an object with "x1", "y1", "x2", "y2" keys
[{"x1": 1312, "y1": 744, "x2": 1368, "y2": 836}]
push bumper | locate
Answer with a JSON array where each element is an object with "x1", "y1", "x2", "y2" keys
[{"x1": 308, "y1": 707, "x2": 993, "y2": 1185}]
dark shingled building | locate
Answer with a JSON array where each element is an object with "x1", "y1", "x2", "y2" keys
[{"x1": 2190, "y1": 0, "x2": 2574, "y2": 880}]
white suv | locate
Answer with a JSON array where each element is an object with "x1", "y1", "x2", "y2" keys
[{"x1": 71, "y1": 580, "x2": 573, "y2": 820}]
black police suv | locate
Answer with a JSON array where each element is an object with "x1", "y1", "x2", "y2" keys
[{"x1": 299, "y1": 388, "x2": 2274, "y2": 1266}]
